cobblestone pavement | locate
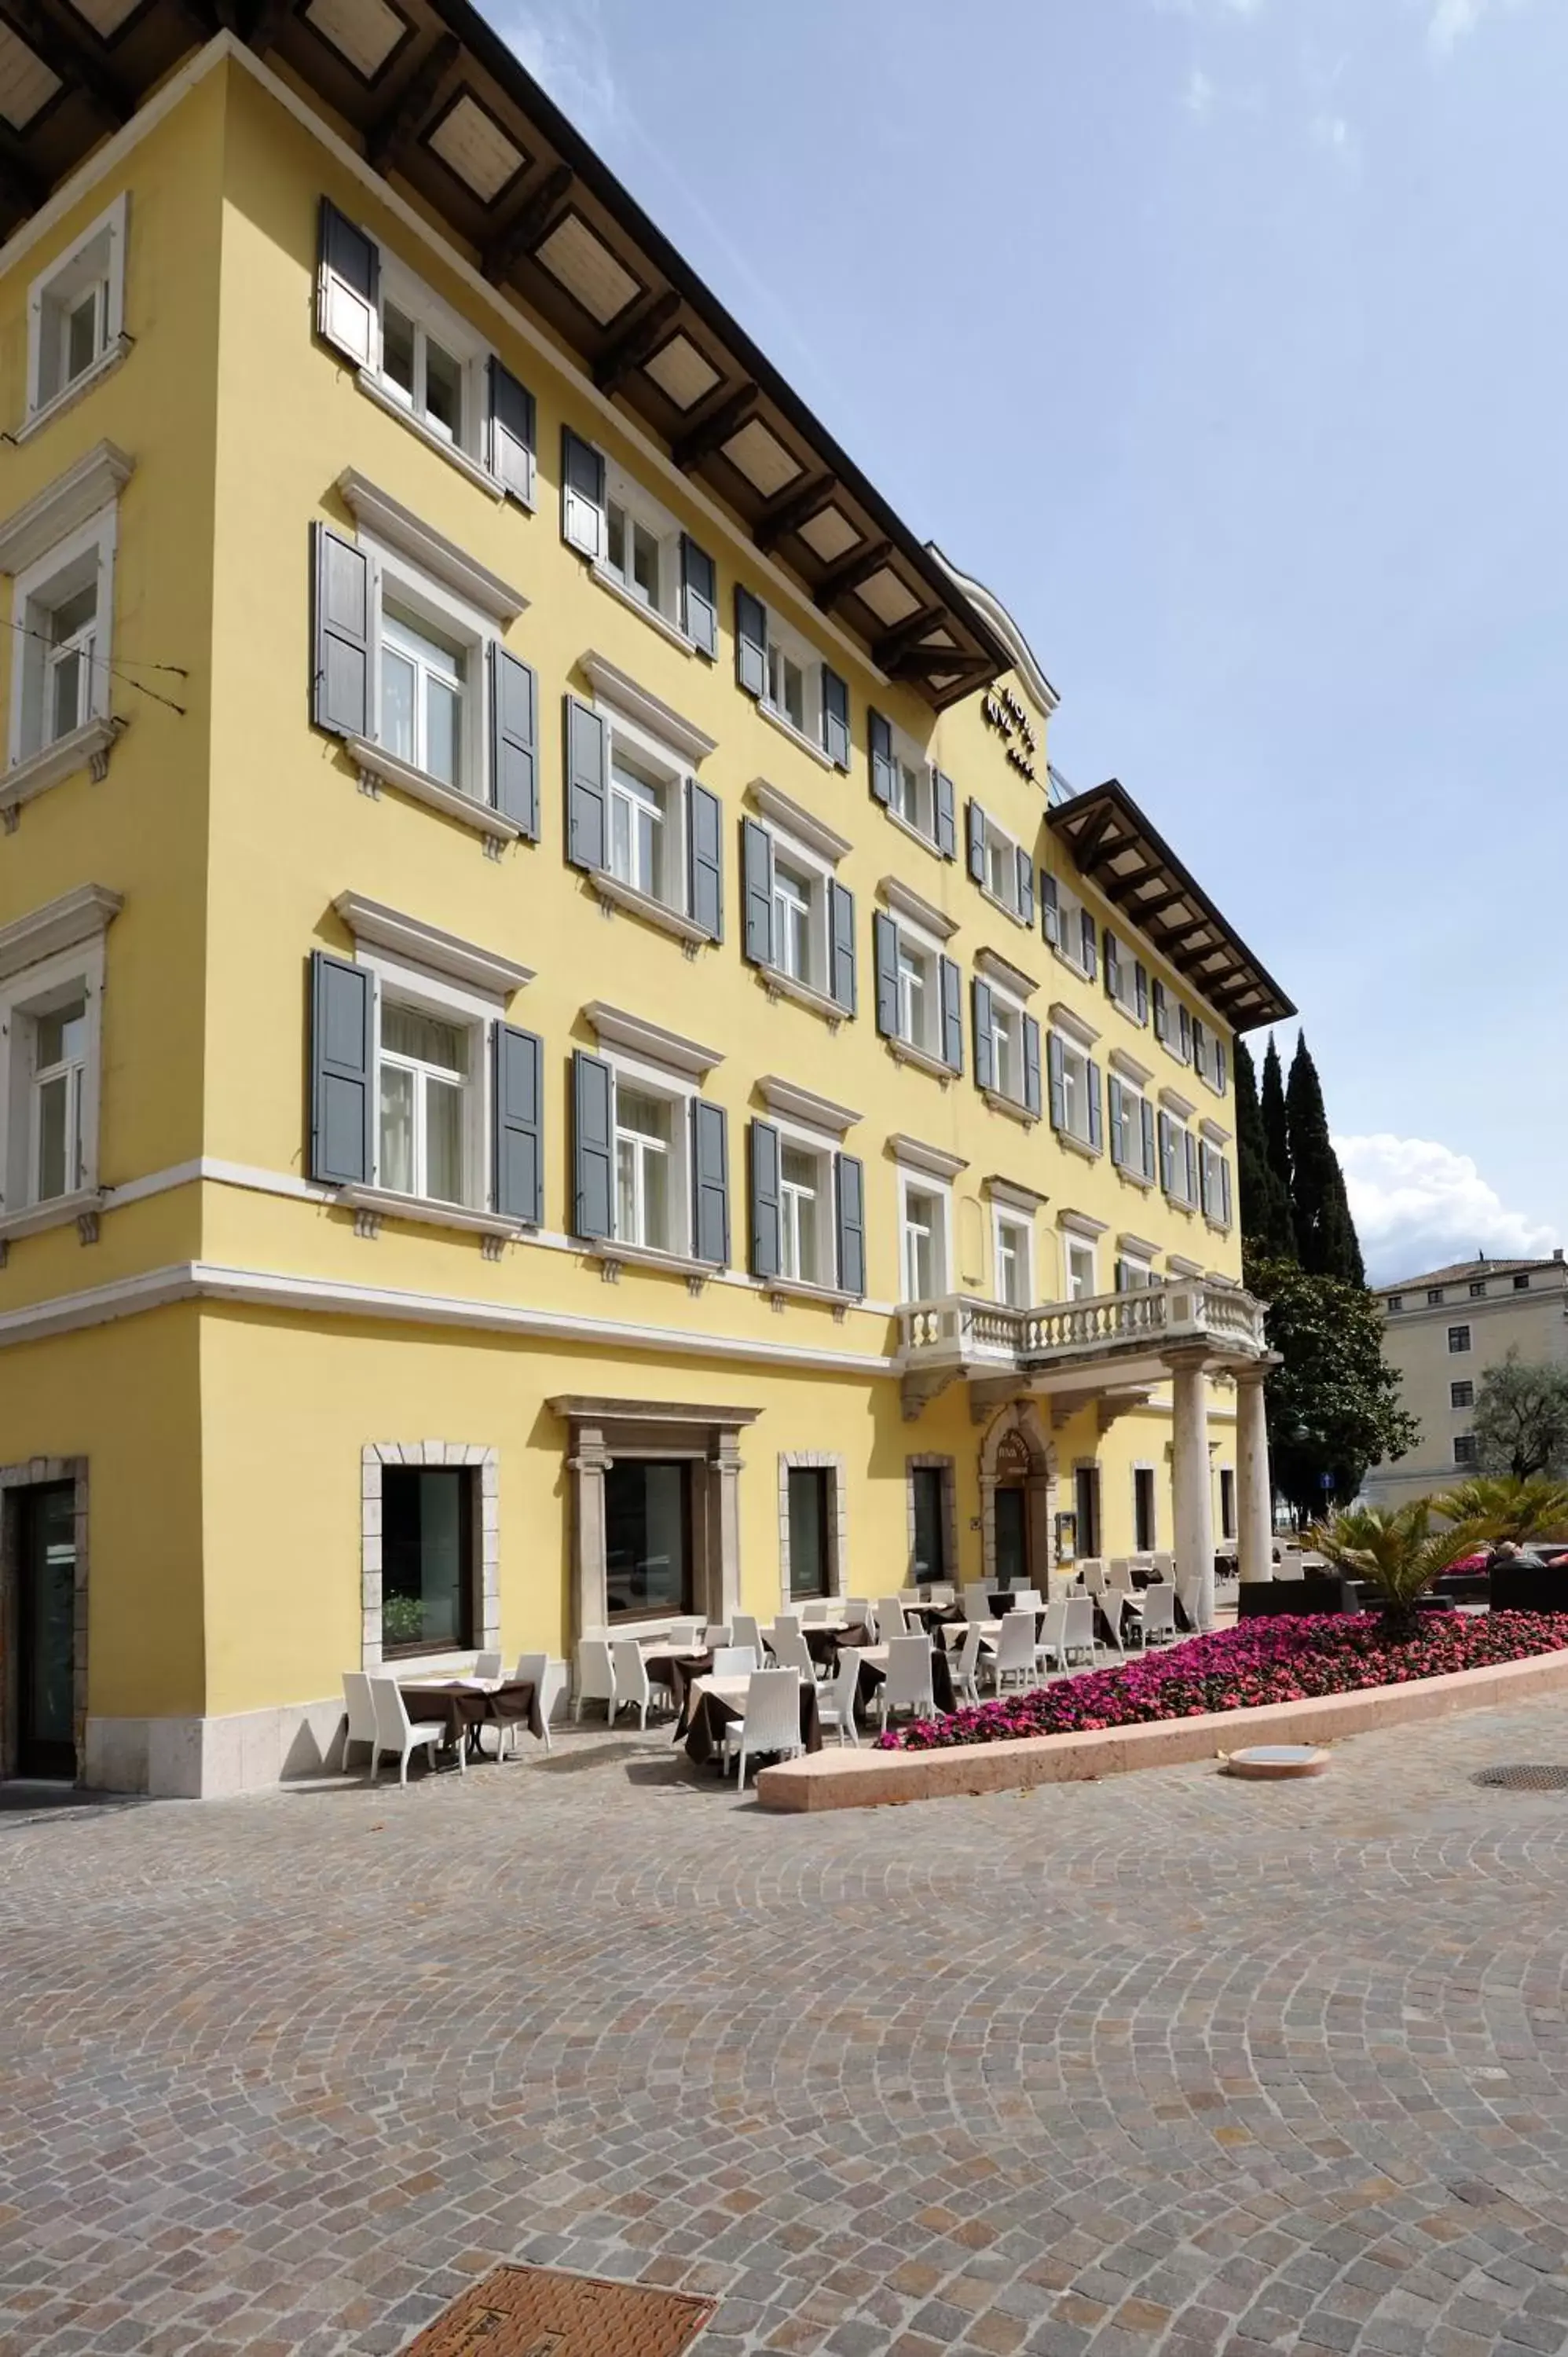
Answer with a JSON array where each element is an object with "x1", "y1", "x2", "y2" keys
[{"x1": 8, "y1": 1702, "x2": 1568, "y2": 2357}]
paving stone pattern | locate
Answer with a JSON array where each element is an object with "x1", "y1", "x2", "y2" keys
[{"x1": 7, "y1": 1699, "x2": 1568, "y2": 2356}]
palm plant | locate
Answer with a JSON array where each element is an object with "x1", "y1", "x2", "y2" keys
[
  {"x1": 1308, "y1": 1501, "x2": 1487, "y2": 1637},
  {"x1": 1432, "y1": 1474, "x2": 1568, "y2": 1545}
]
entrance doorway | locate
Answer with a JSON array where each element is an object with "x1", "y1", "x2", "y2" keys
[
  {"x1": 18, "y1": 1483, "x2": 76, "y2": 1778},
  {"x1": 995, "y1": 1431, "x2": 1032, "y2": 1590},
  {"x1": 1074, "y1": 1464, "x2": 1101, "y2": 1560}
]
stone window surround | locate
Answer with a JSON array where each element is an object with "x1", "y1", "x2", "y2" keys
[
  {"x1": 776, "y1": 1450, "x2": 847, "y2": 1607},
  {"x1": 905, "y1": 1451, "x2": 959, "y2": 1585},
  {"x1": 360, "y1": 1441, "x2": 498, "y2": 1670},
  {"x1": 0, "y1": 1453, "x2": 88, "y2": 1780},
  {"x1": 977, "y1": 1402, "x2": 1056, "y2": 1590}
]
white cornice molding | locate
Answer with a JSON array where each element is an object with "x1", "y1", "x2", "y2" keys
[
  {"x1": 1160, "y1": 1087, "x2": 1197, "y2": 1120},
  {"x1": 1109, "y1": 1047, "x2": 1154, "y2": 1087},
  {"x1": 756, "y1": 1076, "x2": 862, "y2": 1137},
  {"x1": 887, "y1": 1133, "x2": 968, "y2": 1182},
  {"x1": 748, "y1": 777, "x2": 852, "y2": 866},
  {"x1": 580, "y1": 650, "x2": 716, "y2": 764},
  {"x1": 1200, "y1": 1116, "x2": 1233, "y2": 1146},
  {"x1": 0, "y1": 441, "x2": 134, "y2": 576},
  {"x1": 1116, "y1": 1231, "x2": 1160, "y2": 1260},
  {"x1": 1167, "y1": 1255, "x2": 1205, "y2": 1278},
  {"x1": 1057, "y1": 1208, "x2": 1109, "y2": 1240},
  {"x1": 986, "y1": 1174, "x2": 1049, "y2": 1213},
  {"x1": 336, "y1": 469, "x2": 527, "y2": 622},
  {"x1": 334, "y1": 892, "x2": 532, "y2": 998},
  {"x1": 1049, "y1": 1000, "x2": 1101, "y2": 1051},
  {"x1": 879, "y1": 874, "x2": 958, "y2": 941},
  {"x1": 585, "y1": 1001, "x2": 723, "y2": 1079},
  {"x1": 0, "y1": 882, "x2": 122, "y2": 981},
  {"x1": 975, "y1": 944, "x2": 1040, "y2": 1001}
]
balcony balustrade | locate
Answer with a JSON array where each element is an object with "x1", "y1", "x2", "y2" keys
[{"x1": 897, "y1": 1280, "x2": 1268, "y2": 1417}]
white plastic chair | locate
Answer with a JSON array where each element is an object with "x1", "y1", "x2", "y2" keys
[
  {"x1": 1076, "y1": 1559, "x2": 1104, "y2": 1589},
  {"x1": 368, "y1": 1675, "x2": 457, "y2": 1786},
  {"x1": 723, "y1": 1666, "x2": 804, "y2": 1785},
  {"x1": 731, "y1": 1613, "x2": 764, "y2": 1659},
  {"x1": 703, "y1": 1624, "x2": 732, "y2": 1648},
  {"x1": 665, "y1": 1619, "x2": 704, "y2": 1648},
  {"x1": 509, "y1": 1651, "x2": 551, "y2": 1753},
  {"x1": 1037, "y1": 1596, "x2": 1070, "y2": 1672},
  {"x1": 927, "y1": 1583, "x2": 956, "y2": 1608},
  {"x1": 962, "y1": 1582, "x2": 994, "y2": 1625},
  {"x1": 772, "y1": 1611, "x2": 803, "y2": 1640},
  {"x1": 1141, "y1": 1585, "x2": 1178, "y2": 1646},
  {"x1": 1063, "y1": 1594, "x2": 1097, "y2": 1665},
  {"x1": 473, "y1": 1650, "x2": 503, "y2": 1681},
  {"x1": 877, "y1": 1634, "x2": 936, "y2": 1725},
  {"x1": 1008, "y1": 1588, "x2": 1042, "y2": 1616},
  {"x1": 610, "y1": 1637, "x2": 654, "y2": 1730},
  {"x1": 573, "y1": 1637, "x2": 615, "y2": 1722},
  {"x1": 771, "y1": 1629, "x2": 817, "y2": 1682},
  {"x1": 341, "y1": 1670, "x2": 376, "y2": 1772},
  {"x1": 988, "y1": 1613, "x2": 1037, "y2": 1695},
  {"x1": 844, "y1": 1597, "x2": 873, "y2": 1631},
  {"x1": 1152, "y1": 1552, "x2": 1175, "y2": 1583},
  {"x1": 1108, "y1": 1560, "x2": 1130, "y2": 1587},
  {"x1": 816, "y1": 1647, "x2": 861, "y2": 1747},
  {"x1": 951, "y1": 1623, "x2": 985, "y2": 1706},
  {"x1": 801, "y1": 1599, "x2": 831, "y2": 1624},
  {"x1": 877, "y1": 1595, "x2": 911, "y2": 1640},
  {"x1": 710, "y1": 1644, "x2": 758, "y2": 1677}
]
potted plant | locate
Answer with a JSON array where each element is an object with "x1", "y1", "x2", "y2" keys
[
  {"x1": 1308, "y1": 1501, "x2": 1486, "y2": 1639},
  {"x1": 1431, "y1": 1476, "x2": 1568, "y2": 1611}
]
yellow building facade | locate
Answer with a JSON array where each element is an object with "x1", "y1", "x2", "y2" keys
[{"x1": 0, "y1": 9, "x2": 1292, "y2": 1794}]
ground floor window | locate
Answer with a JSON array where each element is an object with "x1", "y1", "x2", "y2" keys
[
  {"x1": 910, "y1": 1464, "x2": 947, "y2": 1582},
  {"x1": 605, "y1": 1459, "x2": 691, "y2": 1619},
  {"x1": 1219, "y1": 1467, "x2": 1236, "y2": 1542},
  {"x1": 17, "y1": 1481, "x2": 76, "y2": 1777},
  {"x1": 786, "y1": 1468, "x2": 831, "y2": 1600},
  {"x1": 1075, "y1": 1464, "x2": 1101, "y2": 1559},
  {"x1": 382, "y1": 1467, "x2": 474, "y2": 1655},
  {"x1": 1134, "y1": 1465, "x2": 1156, "y2": 1553}
]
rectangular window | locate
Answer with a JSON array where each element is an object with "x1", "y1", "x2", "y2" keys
[
  {"x1": 614, "y1": 1086, "x2": 674, "y2": 1252},
  {"x1": 1068, "y1": 1239, "x2": 1097, "y2": 1300},
  {"x1": 1074, "y1": 1464, "x2": 1100, "y2": 1558},
  {"x1": 1, "y1": 939, "x2": 105, "y2": 1215},
  {"x1": 380, "y1": 603, "x2": 466, "y2": 789},
  {"x1": 371, "y1": 258, "x2": 484, "y2": 460},
  {"x1": 599, "y1": 467, "x2": 683, "y2": 630},
  {"x1": 1386, "y1": 1294, "x2": 1404, "y2": 1313},
  {"x1": 1134, "y1": 1465, "x2": 1157, "y2": 1552},
  {"x1": 9, "y1": 510, "x2": 115, "y2": 766},
  {"x1": 1469, "y1": 1280, "x2": 1487, "y2": 1298},
  {"x1": 605, "y1": 1459, "x2": 692, "y2": 1619},
  {"x1": 897, "y1": 941, "x2": 936, "y2": 1054},
  {"x1": 1057, "y1": 1037, "x2": 1093, "y2": 1146},
  {"x1": 787, "y1": 1467, "x2": 832, "y2": 1601},
  {"x1": 773, "y1": 861, "x2": 813, "y2": 985},
  {"x1": 910, "y1": 1464, "x2": 947, "y2": 1581},
  {"x1": 990, "y1": 999, "x2": 1022, "y2": 1103},
  {"x1": 1115, "y1": 1255, "x2": 1153, "y2": 1292},
  {"x1": 763, "y1": 612, "x2": 824, "y2": 744},
  {"x1": 1448, "y1": 1325, "x2": 1472, "y2": 1354},
  {"x1": 1453, "y1": 1434, "x2": 1478, "y2": 1467},
  {"x1": 378, "y1": 999, "x2": 469, "y2": 1204},
  {"x1": 893, "y1": 752, "x2": 934, "y2": 838},
  {"x1": 779, "y1": 1144, "x2": 824, "y2": 1285},
  {"x1": 902, "y1": 1182, "x2": 945, "y2": 1301},
  {"x1": 608, "y1": 753, "x2": 669, "y2": 901},
  {"x1": 1427, "y1": 1286, "x2": 1445, "y2": 1306},
  {"x1": 1514, "y1": 1272, "x2": 1531, "y2": 1291},
  {"x1": 1218, "y1": 1468, "x2": 1236, "y2": 1543},
  {"x1": 32, "y1": 996, "x2": 88, "y2": 1203},
  {"x1": 995, "y1": 1214, "x2": 1031, "y2": 1308},
  {"x1": 1451, "y1": 1380, "x2": 1475, "y2": 1409},
  {"x1": 27, "y1": 194, "x2": 126, "y2": 420},
  {"x1": 381, "y1": 1466, "x2": 474, "y2": 1655}
]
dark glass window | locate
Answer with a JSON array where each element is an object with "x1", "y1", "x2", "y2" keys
[
  {"x1": 787, "y1": 1468, "x2": 831, "y2": 1600},
  {"x1": 910, "y1": 1465, "x2": 946, "y2": 1580},
  {"x1": 382, "y1": 1468, "x2": 473, "y2": 1655},
  {"x1": 1134, "y1": 1466, "x2": 1157, "y2": 1552},
  {"x1": 1074, "y1": 1465, "x2": 1100, "y2": 1559},
  {"x1": 605, "y1": 1459, "x2": 691, "y2": 1620},
  {"x1": 1218, "y1": 1468, "x2": 1236, "y2": 1543}
]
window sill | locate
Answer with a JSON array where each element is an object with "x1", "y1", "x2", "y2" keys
[
  {"x1": 762, "y1": 1273, "x2": 858, "y2": 1312},
  {"x1": 338, "y1": 1184, "x2": 526, "y2": 1252},
  {"x1": 345, "y1": 736, "x2": 522, "y2": 846},
  {"x1": 585, "y1": 1236, "x2": 719, "y2": 1285},
  {"x1": 1053, "y1": 1128, "x2": 1101, "y2": 1164},
  {"x1": 758, "y1": 964, "x2": 848, "y2": 1028},
  {"x1": 354, "y1": 369, "x2": 514, "y2": 504},
  {"x1": 757, "y1": 698, "x2": 836, "y2": 771},
  {"x1": 981, "y1": 1087, "x2": 1037, "y2": 1127},
  {"x1": 1199, "y1": 1073, "x2": 1228, "y2": 1100},
  {"x1": 591, "y1": 867, "x2": 712, "y2": 947},
  {"x1": 0, "y1": 1186, "x2": 103, "y2": 1248},
  {"x1": 884, "y1": 805, "x2": 944, "y2": 861},
  {"x1": 2, "y1": 715, "x2": 122, "y2": 819},
  {"x1": 1204, "y1": 1216, "x2": 1234, "y2": 1237},
  {"x1": 590, "y1": 563, "x2": 700, "y2": 658},
  {"x1": 16, "y1": 335, "x2": 133, "y2": 442},
  {"x1": 1050, "y1": 943, "x2": 1098, "y2": 986},
  {"x1": 1113, "y1": 1166, "x2": 1156, "y2": 1191},
  {"x1": 885, "y1": 1036, "x2": 956, "y2": 1085},
  {"x1": 977, "y1": 883, "x2": 1030, "y2": 931}
]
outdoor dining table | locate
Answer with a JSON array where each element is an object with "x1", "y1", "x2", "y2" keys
[
  {"x1": 800, "y1": 1619, "x2": 873, "y2": 1666},
  {"x1": 397, "y1": 1677, "x2": 544, "y2": 1758},
  {"x1": 676, "y1": 1672, "x2": 822, "y2": 1769},
  {"x1": 855, "y1": 1641, "x2": 957, "y2": 1717},
  {"x1": 640, "y1": 1646, "x2": 713, "y2": 1715}
]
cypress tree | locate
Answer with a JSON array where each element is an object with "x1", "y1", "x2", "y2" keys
[
  {"x1": 1285, "y1": 1033, "x2": 1365, "y2": 1285},
  {"x1": 1234, "y1": 1037, "x2": 1295, "y2": 1262},
  {"x1": 1259, "y1": 1037, "x2": 1294, "y2": 1241}
]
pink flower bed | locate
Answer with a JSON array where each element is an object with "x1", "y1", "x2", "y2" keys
[{"x1": 875, "y1": 1611, "x2": 1568, "y2": 1751}]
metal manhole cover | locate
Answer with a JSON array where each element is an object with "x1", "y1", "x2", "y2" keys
[
  {"x1": 1472, "y1": 1765, "x2": 1568, "y2": 1791},
  {"x1": 401, "y1": 2267, "x2": 715, "y2": 2357}
]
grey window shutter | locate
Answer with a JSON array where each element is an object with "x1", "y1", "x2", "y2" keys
[
  {"x1": 1159, "y1": 1110, "x2": 1175, "y2": 1195},
  {"x1": 940, "y1": 956, "x2": 964, "y2": 1074},
  {"x1": 868, "y1": 708, "x2": 896, "y2": 805},
  {"x1": 966, "y1": 798, "x2": 986, "y2": 884},
  {"x1": 749, "y1": 1117, "x2": 781, "y2": 1277},
  {"x1": 686, "y1": 778, "x2": 723, "y2": 940},
  {"x1": 492, "y1": 1021, "x2": 543, "y2": 1223},
  {"x1": 1178, "y1": 1004, "x2": 1192, "y2": 1061},
  {"x1": 1185, "y1": 1129, "x2": 1198, "y2": 1205},
  {"x1": 1216, "y1": 1039, "x2": 1229, "y2": 1094},
  {"x1": 691, "y1": 1098, "x2": 729, "y2": 1264},
  {"x1": 317, "y1": 198, "x2": 379, "y2": 366},
  {"x1": 1140, "y1": 1095, "x2": 1156, "y2": 1181},
  {"x1": 874, "y1": 911, "x2": 899, "y2": 1037},
  {"x1": 1047, "y1": 1031, "x2": 1066, "y2": 1131},
  {"x1": 829, "y1": 878, "x2": 856, "y2": 1014},
  {"x1": 735, "y1": 586, "x2": 767, "y2": 698},
  {"x1": 1193, "y1": 1017, "x2": 1207, "y2": 1077},
  {"x1": 489, "y1": 645, "x2": 537, "y2": 836},
  {"x1": 821, "y1": 665, "x2": 850, "y2": 768},
  {"x1": 312, "y1": 522, "x2": 370, "y2": 739},
  {"x1": 933, "y1": 768, "x2": 957, "y2": 860},
  {"x1": 1023, "y1": 1014, "x2": 1042, "y2": 1120},
  {"x1": 1041, "y1": 871, "x2": 1061, "y2": 948},
  {"x1": 1017, "y1": 846, "x2": 1035, "y2": 925},
  {"x1": 680, "y1": 534, "x2": 717, "y2": 657},
  {"x1": 561, "y1": 427, "x2": 604, "y2": 558},
  {"x1": 1152, "y1": 977, "x2": 1167, "y2": 1043},
  {"x1": 972, "y1": 977, "x2": 995, "y2": 1092},
  {"x1": 1108, "y1": 1073, "x2": 1126, "y2": 1168},
  {"x1": 1086, "y1": 1059, "x2": 1103, "y2": 1153},
  {"x1": 488, "y1": 356, "x2": 535, "y2": 503},
  {"x1": 572, "y1": 1049, "x2": 614, "y2": 1238},
  {"x1": 565, "y1": 695, "x2": 606, "y2": 871},
  {"x1": 835, "y1": 1152, "x2": 866, "y2": 1297},
  {"x1": 1134, "y1": 960, "x2": 1149, "y2": 1025},
  {"x1": 1104, "y1": 929, "x2": 1120, "y2": 999},
  {"x1": 1081, "y1": 909, "x2": 1098, "y2": 982},
  {"x1": 1199, "y1": 1142, "x2": 1214, "y2": 1220},
  {"x1": 742, "y1": 815, "x2": 774, "y2": 966},
  {"x1": 1220, "y1": 1156, "x2": 1233, "y2": 1226},
  {"x1": 310, "y1": 949, "x2": 372, "y2": 1185}
]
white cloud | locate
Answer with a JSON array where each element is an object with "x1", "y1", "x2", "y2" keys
[
  {"x1": 1335, "y1": 1133, "x2": 1559, "y2": 1284},
  {"x1": 497, "y1": 1, "x2": 619, "y2": 140},
  {"x1": 1427, "y1": 0, "x2": 1530, "y2": 55},
  {"x1": 1183, "y1": 65, "x2": 1216, "y2": 112}
]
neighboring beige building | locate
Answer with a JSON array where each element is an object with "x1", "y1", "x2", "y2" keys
[{"x1": 1364, "y1": 1252, "x2": 1568, "y2": 1506}]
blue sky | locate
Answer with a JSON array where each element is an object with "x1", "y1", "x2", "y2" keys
[{"x1": 493, "y1": 0, "x2": 1565, "y2": 1284}]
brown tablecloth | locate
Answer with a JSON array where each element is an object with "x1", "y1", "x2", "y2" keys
[
  {"x1": 857, "y1": 1644, "x2": 956, "y2": 1717},
  {"x1": 397, "y1": 1679, "x2": 543, "y2": 1755},
  {"x1": 680, "y1": 1677, "x2": 822, "y2": 1768},
  {"x1": 802, "y1": 1621, "x2": 873, "y2": 1666},
  {"x1": 645, "y1": 1650, "x2": 713, "y2": 1714}
]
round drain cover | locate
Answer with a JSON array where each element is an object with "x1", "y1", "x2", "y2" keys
[
  {"x1": 1472, "y1": 1765, "x2": 1568, "y2": 1791},
  {"x1": 1223, "y1": 1745, "x2": 1331, "y2": 1780}
]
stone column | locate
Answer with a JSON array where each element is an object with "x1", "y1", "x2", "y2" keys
[
  {"x1": 1235, "y1": 1366, "x2": 1274, "y2": 1585},
  {"x1": 566, "y1": 1423, "x2": 611, "y2": 1655},
  {"x1": 1167, "y1": 1350, "x2": 1216, "y2": 1632},
  {"x1": 710, "y1": 1431, "x2": 744, "y2": 1622}
]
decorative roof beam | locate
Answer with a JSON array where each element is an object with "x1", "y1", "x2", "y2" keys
[
  {"x1": 754, "y1": 471, "x2": 838, "y2": 552},
  {"x1": 0, "y1": 123, "x2": 45, "y2": 215},
  {"x1": 594, "y1": 288, "x2": 681, "y2": 394},
  {"x1": 672, "y1": 380, "x2": 761, "y2": 471},
  {"x1": 1064, "y1": 799, "x2": 1121, "y2": 873},
  {"x1": 365, "y1": 31, "x2": 460, "y2": 170},
  {"x1": 872, "y1": 603, "x2": 948, "y2": 669},
  {"x1": 812, "y1": 537, "x2": 894, "y2": 614},
  {"x1": 0, "y1": 0, "x2": 131, "y2": 123},
  {"x1": 481, "y1": 161, "x2": 573, "y2": 284}
]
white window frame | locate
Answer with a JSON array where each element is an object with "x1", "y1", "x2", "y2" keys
[
  {"x1": 25, "y1": 194, "x2": 129, "y2": 428},
  {"x1": 1114, "y1": 1248, "x2": 1155, "y2": 1292},
  {"x1": 1052, "y1": 883, "x2": 1097, "y2": 981},
  {"x1": 891, "y1": 905, "x2": 947, "y2": 1060},
  {"x1": 599, "y1": 464, "x2": 683, "y2": 632},
  {"x1": 364, "y1": 537, "x2": 492, "y2": 806},
  {"x1": 1448, "y1": 1324, "x2": 1471, "y2": 1355},
  {"x1": 0, "y1": 936, "x2": 106, "y2": 1217},
  {"x1": 899, "y1": 1172, "x2": 951, "y2": 1303},
  {"x1": 371, "y1": 254, "x2": 487, "y2": 466},
  {"x1": 597, "y1": 702, "x2": 691, "y2": 918},
  {"x1": 1453, "y1": 1434, "x2": 1478, "y2": 1468},
  {"x1": 978, "y1": 808, "x2": 1026, "y2": 921},
  {"x1": 1450, "y1": 1379, "x2": 1475, "y2": 1410},
  {"x1": 762, "y1": 607, "x2": 826, "y2": 749},
  {"x1": 1112, "y1": 1073, "x2": 1153, "y2": 1182},
  {"x1": 1067, "y1": 1237, "x2": 1098, "y2": 1301},
  {"x1": 1053, "y1": 1028, "x2": 1094, "y2": 1149},
  {"x1": 776, "y1": 1127, "x2": 833, "y2": 1288},
  {"x1": 888, "y1": 722, "x2": 936, "y2": 845},
  {"x1": 603, "y1": 1047, "x2": 695, "y2": 1260},
  {"x1": 7, "y1": 505, "x2": 117, "y2": 773},
  {"x1": 994, "y1": 1208, "x2": 1032, "y2": 1309},
  {"x1": 360, "y1": 950, "x2": 494, "y2": 1212}
]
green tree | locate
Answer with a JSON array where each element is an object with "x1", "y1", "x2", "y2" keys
[
  {"x1": 1245, "y1": 1254, "x2": 1419, "y2": 1520},
  {"x1": 1467, "y1": 1351, "x2": 1568, "y2": 1479},
  {"x1": 1234, "y1": 1037, "x2": 1295, "y2": 1260},
  {"x1": 1284, "y1": 1034, "x2": 1365, "y2": 1285},
  {"x1": 1310, "y1": 1501, "x2": 1486, "y2": 1638},
  {"x1": 1259, "y1": 1035, "x2": 1292, "y2": 1230}
]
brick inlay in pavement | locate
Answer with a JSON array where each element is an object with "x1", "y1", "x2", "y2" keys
[{"x1": 6, "y1": 1699, "x2": 1568, "y2": 2355}]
